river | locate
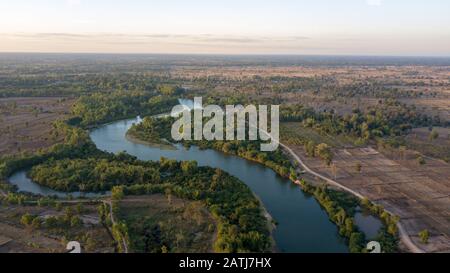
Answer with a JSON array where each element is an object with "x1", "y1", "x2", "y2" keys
[
  {"x1": 91, "y1": 117, "x2": 351, "y2": 253},
  {"x1": 8, "y1": 100, "x2": 383, "y2": 253}
]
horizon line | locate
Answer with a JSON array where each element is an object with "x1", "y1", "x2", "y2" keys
[{"x1": 1, "y1": 51, "x2": 450, "y2": 59}]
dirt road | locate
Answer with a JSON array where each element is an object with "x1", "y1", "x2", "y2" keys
[{"x1": 279, "y1": 141, "x2": 425, "y2": 253}]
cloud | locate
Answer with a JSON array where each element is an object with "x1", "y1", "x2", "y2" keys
[
  {"x1": 0, "y1": 32, "x2": 318, "y2": 54},
  {"x1": 7, "y1": 33, "x2": 90, "y2": 39},
  {"x1": 1, "y1": 33, "x2": 310, "y2": 45},
  {"x1": 366, "y1": 0, "x2": 382, "y2": 6},
  {"x1": 193, "y1": 35, "x2": 310, "y2": 44}
]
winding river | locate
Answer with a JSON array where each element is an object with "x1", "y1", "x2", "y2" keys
[{"x1": 8, "y1": 100, "x2": 383, "y2": 253}]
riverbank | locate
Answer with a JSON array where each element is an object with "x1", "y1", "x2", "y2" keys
[
  {"x1": 7, "y1": 108, "x2": 393, "y2": 253},
  {"x1": 125, "y1": 132, "x2": 176, "y2": 150},
  {"x1": 279, "y1": 142, "x2": 423, "y2": 253},
  {"x1": 253, "y1": 194, "x2": 278, "y2": 253},
  {"x1": 124, "y1": 134, "x2": 279, "y2": 252},
  {"x1": 96, "y1": 116, "x2": 349, "y2": 252},
  {"x1": 125, "y1": 120, "x2": 379, "y2": 252}
]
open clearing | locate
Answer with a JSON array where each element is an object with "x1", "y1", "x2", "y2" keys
[
  {"x1": 0, "y1": 97, "x2": 75, "y2": 156},
  {"x1": 0, "y1": 203, "x2": 114, "y2": 253},
  {"x1": 292, "y1": 145, "x2": 450, "y2": 253},
  {"x1": 401, "y1": 98, "x2": 450, "y2": 122},
  {"x1": 404, "y1": 127, "x2": 450, "y2": 162}
]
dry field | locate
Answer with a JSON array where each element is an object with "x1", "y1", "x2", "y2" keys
[
  {"x1": 408, "y1": 127, "x2": 450, "y2": 145},
  {"x1": 401, "y1": 98, "x2": 450, "y2": 122},
  {"x1": 172, "y1": 65, "x2": 450, "y2": 83},
  {"x1": 172, "y1": 66, "x2": 347, "y2": 79},
  {"x1": 0, "y1": 203, "x2": 113, "y2": 253},
  {"x1": 175, "y1": 65, "x2": 450, "y2": 122},
  {"x1": 0, "y1": 97, "x2": 75, "y2": 156},
  {"x1": 292, "y1": 146, "x2": 450, "y2": 253},
  {"x1": 0, "y1": 221, "x2": 62, "y2": 253},
  {"x1": 403, "y1": 127, "x2": 450, "y2": 162}
]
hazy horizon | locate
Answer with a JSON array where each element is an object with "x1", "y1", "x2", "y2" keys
[
  {"x1": 1, "y1": 0, "x2": 450, "y2": 56},
  {"x1": 2, "y1": 52, "x2": 450, "y2": 58}
]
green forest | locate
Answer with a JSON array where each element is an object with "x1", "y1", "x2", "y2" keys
[
  {"x1": 27, "y1": 155, "x2": 272, "y2": 252},
  {"x1": 128, "y1": 116, "x2": 295, "y2": 179}
]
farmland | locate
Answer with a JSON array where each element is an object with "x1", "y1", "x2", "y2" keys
[
  {"x1": 290, "y1": 145, "x2": 450, "y2": 253},
  {"x1": 0, "y1": 54, "x2": 449, "y2": 253},
  {"x1": 0, "y1": 97, "x2": 74, "y2": 156}
]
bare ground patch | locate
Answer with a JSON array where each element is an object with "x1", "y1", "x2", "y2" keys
[
  {"x1": 0, "y1": 203, "x2": 114, "y2": 253},
  {"x1": 293, "y1": 146, "x2": 450, "y2": 253}
]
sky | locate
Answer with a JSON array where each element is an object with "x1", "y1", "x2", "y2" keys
[{"x1": 0, "y1": 0, "x2": 450, "y2": 56}]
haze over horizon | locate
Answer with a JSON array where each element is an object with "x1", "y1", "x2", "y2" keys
[{"x1": 1, "y1": 0, "x2": 450, "y2": 56}]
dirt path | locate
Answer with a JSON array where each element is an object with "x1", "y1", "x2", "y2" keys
[
  {"x1": 254, "y1": 124, "x2": 422, "y2": 252},
  {"x1": 255, "y1": 123, "x2": 424, "y2": 253},
  {"x1": 278, "y1": 141, "x2": 425, "y2": 253},
  {"x1": 103, "y1": 200, "x2": 128, "y2": 254}
]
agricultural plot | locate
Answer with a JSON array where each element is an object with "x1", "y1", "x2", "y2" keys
[
  {"x1": 293, "y1": 146, "x2": 450, "y2": 253},
  {"x1": 0, "y1": 97, "x2": 74, "y2": 156},
  {"x1": 403, "y1": 127, "x2": 450, "y2": 162}
]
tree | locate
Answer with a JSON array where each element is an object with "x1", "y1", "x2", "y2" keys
[
  {"x1": 429, "y1": 129, "x2": 439, "y2": 141},
  {"x1": 304, "y1": 141, "x2": 316, "y2": 157},
  {"x1": 45, "y1": 216, "x2": 58, "y2": 229},
  {"x1": 349, "y1": 232, "x2": 365, "y2": 253},
  {"x1": 165, "y1": 188, "x2": 172, "y2": 205},
  {"x1": 158, "y1": 85, "x2": 182, "y2": 96},
  {"x1": 289, "y1": 168, "x2": 298, "y2": 181},
  {"x1": 334, "y1": 208, "x2": 347, "y2": 226},
  {"x1": 70, "y1": 216, "x2": 82, "y2": 227},
  {"x1": 97, "y1": 203, "x2": 109, "y2": 223},
  {"x1": 31, "y1": 217, "x2": 42, "y2": 229},
  {"x1": 76, "y1": 203, "x2": 84, "y2": 214},
  {"x1": 279, "y1": 167, "x2": 289, "y2": 177},
  {"x1": 361, "y1": 122, "x2": 370, "y2": 140},
  {"x1": 64, "y1": 207, "x2": 74, "y2": 222},
  {"x1": 161, "y1": 245, "x2": 168, "y2": 253},
  {"x1": 419, "y1": 230, "x2": 429, "y2": 244},
  {"x1": 417, "y1": 156, "x2": 426, "y2": 165},
  {"x1": 316, "y1": 143, "x2": 333, "y2": 166},
  {"x1": 344, "y1": 218, "x2": 354, "y2": 238},
  {"x1": 112, "y1": 186, "x2": 125, "y2": 201},
  {"x1": 387, "y1": 223, "x2": 398, "y2": 236},
  {"x1": 181, "y1": 161, "x2": 198, "y2": 174},
  {"x1": 21, "y1": 213, "x2": 35, "y2": 227},
  {"x1": 361, "y1": 198, "x2": 371, "y2": 207}
]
